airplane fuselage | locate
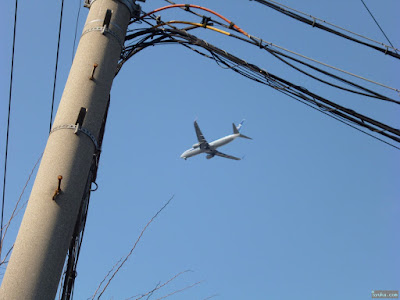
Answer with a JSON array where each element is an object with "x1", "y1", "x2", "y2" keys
[{"x1": 181, "y1": 133, "x2": 239, "y2": 159}]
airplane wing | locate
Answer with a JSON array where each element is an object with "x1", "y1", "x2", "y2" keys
[
  {"x1": 213, "y1": 150, "x2": 241, "y2": 160},
  {"x1": 194, "y1": 121, "x2": 207, "y2": 144}
]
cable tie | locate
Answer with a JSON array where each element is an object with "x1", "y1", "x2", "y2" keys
[
  {"x1": 184, "y1": 4, "x2": 190, "y2": 11},
  {"x1": 201, "y1": 16, "x2": 211, "y2": 28},
  {"x1": 229, "y1": 21, "x2": 235, "y2": 29},
  {"x1": 312, "y1": 17, "x2": 316, "y2": 27}
]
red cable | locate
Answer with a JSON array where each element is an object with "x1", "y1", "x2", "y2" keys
[{"x1": 139, "y1": 4, "x2": 249, "y2": 37}]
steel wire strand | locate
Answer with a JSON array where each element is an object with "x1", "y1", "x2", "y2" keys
[
  {"x1": 251, "y1": 0, "x2": 400, "y2": 58},
  {"x1": 247, "y1": 35, "x2": 400, "y2": 93},
  {"x1": 266, "y1": 50, "x2": 398, "y2": 103}
]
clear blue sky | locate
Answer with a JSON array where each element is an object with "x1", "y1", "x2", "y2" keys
[{"x1": 1, "y1": 0, "x2": 399, "y2": 299}]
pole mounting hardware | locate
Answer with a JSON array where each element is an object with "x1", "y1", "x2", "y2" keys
[
  {"x1": 82, "y1": 27, "x2": 124, "y2": 50},
  {"x1": 52, "y1": 176, "x2": 63, "y2": 200},
  {"x1": 50, "y1": 124, "x2": 100, "y2": 152},
  {"x1": 89, "y1": 63, "x2": 98, "y2": 80}
]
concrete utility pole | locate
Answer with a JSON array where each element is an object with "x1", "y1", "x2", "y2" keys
[{"x1": 0, "y1": 0, "x2": 138, "y2": 299}]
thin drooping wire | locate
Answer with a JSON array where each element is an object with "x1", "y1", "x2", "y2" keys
[
  {"x1": 49, "y1": 0, "x2": 65, "y2": 133},
  {"x1": 1, "y1": 0, "x2": 18, "y2": 261},
  {"x1": 251, "y1": 0, "x2": 400, "y2": 59},
  {"x1": 360, "y1": 0, "x2": 398, "y2": 53},
  {"x1": 72, "y1": 0, "x2": 82, "y2": 62}
]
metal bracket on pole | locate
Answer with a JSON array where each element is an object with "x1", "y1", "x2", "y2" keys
[
  {"x1": 50, "y1": 124, "x2": 100, "y2": 152},
  {"x1": 82, "y1": 27, "x2": 125, "y2": 50}
]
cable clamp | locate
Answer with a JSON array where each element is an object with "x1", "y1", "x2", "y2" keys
[
  {"x1": 82, "y1": 27, "x2": 125, "y2": 51},
  {"x1": 229, "y1": 22, "x2": 235, "y2": 29},
  {"x1": 184, "y1": 4, "x2": 190, "y2": 11},
  {"x1": 50, "y1": 124, "x2": 100, "y2": 151},
  {"x1": 311, "y1": 17, "x2": 316, "y2": 27},
  {"x1": 201, "y1": 16, "x2": 212, "y2": 28}
]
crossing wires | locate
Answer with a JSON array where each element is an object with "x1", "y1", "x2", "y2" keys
[
  {"x1": 251, "y1": 0, "x2": 400, "y2": 59},
  {"x1": 123, "y1": 3, "x2": 400, "y2": 149},
  {"x1": 360, "y1": 0, "x2": 398, "y2": 53}
]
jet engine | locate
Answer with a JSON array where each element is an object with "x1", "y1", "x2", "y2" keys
[
  {"x1": 192, "y1": 143, "x2": 201, "y2": 148},
  {"x1": 206, "y1": 154, "x2": 215, "y2": 159}
]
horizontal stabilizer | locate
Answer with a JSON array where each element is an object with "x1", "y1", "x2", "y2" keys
[
  {"x1": 233, "y1": 123, "x2": 252, "y2": 139},
  {"x1": 239, "y1": 133, "x2": 252, "y2": 140}
]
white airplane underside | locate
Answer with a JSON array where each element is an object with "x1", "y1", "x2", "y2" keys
[{"x1": 180, "y1": 120, "x2": 251, "y2": 161}]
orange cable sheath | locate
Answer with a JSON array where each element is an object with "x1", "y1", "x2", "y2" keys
[{"x1": 139, "y1": 4, "x2": 249, "y2": 37}]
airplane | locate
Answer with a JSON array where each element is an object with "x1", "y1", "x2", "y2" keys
[{"x1": 180, "y1": 120, "x2": 252, "y2": 160}]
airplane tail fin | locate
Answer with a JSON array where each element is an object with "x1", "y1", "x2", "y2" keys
[
  {"x1": 236, "y1": 119, "x2": 245, "y2": 131},
  {"x1": 232, "y1": 122, "x2": 252, "y2": 139}
]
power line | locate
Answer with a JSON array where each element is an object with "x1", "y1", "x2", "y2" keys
[
  {"x1": 122, "y1": 27, "x2": 400, "y2": 148},
  {"x1": 72, "y1": 0, "x2": 82, "y2": 62},
  {"x1": 251, "y1": 0, "x2": 400, "y2": 59},
  {"x1": 135, "y1": 6, "x2": 400, "y2": 94},
  {"x1": 360, "y1": 0, "x2": 398, "y2": 53},
  {"x1": 49, "y1": 0, "x2": 65, "y2": 133},
  {"x1": 1, "y1": 0, "x2": 18, "y2": 260}
]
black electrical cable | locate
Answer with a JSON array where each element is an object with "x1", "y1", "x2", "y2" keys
[
  {"x1": 1, "y1": 0, "x2": 18, "y2": 260},
  {"x1": 224, "y1": 32, "x2": 398, "y2": 103},
  {"x1": 267, "y1": 49, "x2": 398, "y2": 103},
  {"x1": 126, "y1": 21, "x2": 398, "y2": 104},
  {"x1": 251, "y1": 0, "x2": 400, "y2": 59},
  {"x1": 49, "y1": 0, "x2": 65, "y2": 133},
  {"x1": 72, "y1": 0, "x2": 82, "y2": 62},
  {"x1": 122, "y1": 28, "x2": 400, "y2": 148},
  {"x1": 360, "y1": 0, "x2": 398, "y2": 53},
  {"x1": 278, "y1": 88, "x2": 400, "y2": 150}
]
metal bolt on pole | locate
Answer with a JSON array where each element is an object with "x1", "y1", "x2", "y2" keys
[{"x1": 0, "y1": 1, "x2": 137, "y2": 299}]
